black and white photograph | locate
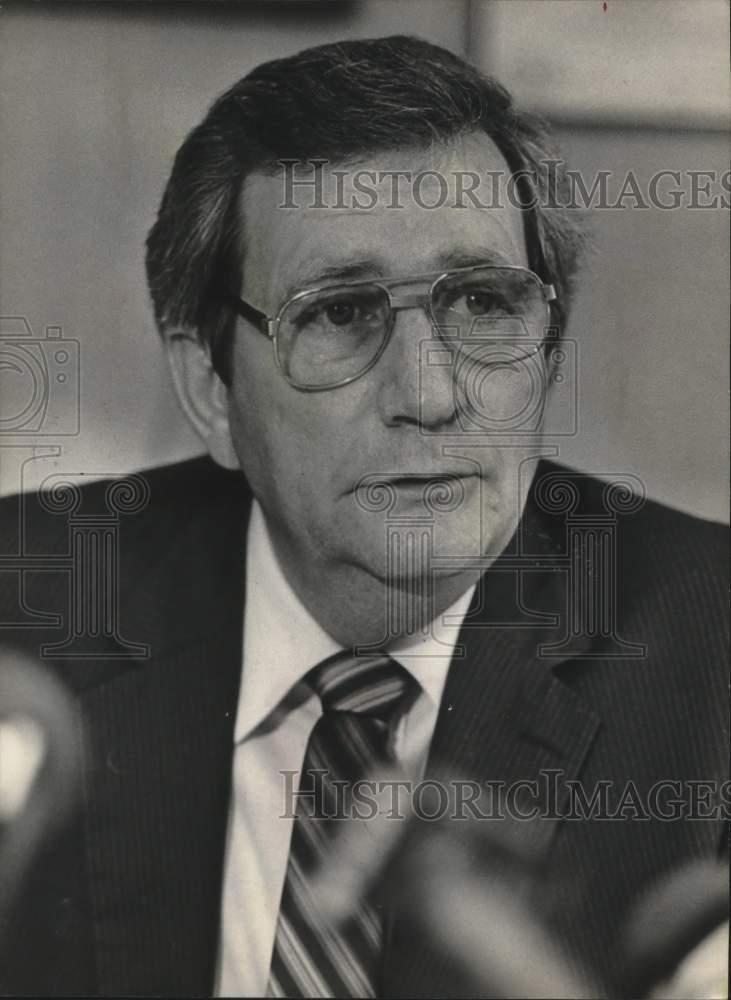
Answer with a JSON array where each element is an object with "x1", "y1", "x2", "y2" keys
[{"x1": 0, "y1": 2, "x2": 728, "y2": 997}]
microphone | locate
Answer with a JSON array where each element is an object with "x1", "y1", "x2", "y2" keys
[{"x1": 0, "y1": 645, "x2": 80, "y2": 937}]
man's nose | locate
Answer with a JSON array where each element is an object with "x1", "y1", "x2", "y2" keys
[{"x1": 375, "y1": 304, "x2": 458, "y2": 429}]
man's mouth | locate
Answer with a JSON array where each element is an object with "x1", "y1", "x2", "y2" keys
[
  {"x1": 379, "y1": 471, "x2": 479, "y2": 486},
  {"x1": 349, "y1": 471, "x2": 481, "y2": 509},
  {"x1": 346, "y1": 468, "x2": 485, "y2": 509}
]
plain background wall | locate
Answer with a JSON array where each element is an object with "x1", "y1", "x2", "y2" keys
[
  {"x1": 1, "y1": 1, "x2": 728, "y2": 522},
  {"x1": 547, "y1": 124, "x2": 728, "y2": 517}
]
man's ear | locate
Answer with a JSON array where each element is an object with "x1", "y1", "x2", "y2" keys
[{"x1": 164, "y1": 331, "x2": 240, "y2": 470}]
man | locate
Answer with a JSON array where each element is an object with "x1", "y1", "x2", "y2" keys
[{"x1": 0, "y1": 35, "x2": 727, "y2": 998}]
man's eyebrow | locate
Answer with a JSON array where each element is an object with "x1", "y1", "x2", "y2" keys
[
  {"x1": 281, "y1": 260, "x2": 385, "y2": 300},
  {"x1": 435, "y1": 248, "x2": 516, "y2": 269},
  {"x1": 279, "y1": 248, "x2": 519, "y2": 302}
]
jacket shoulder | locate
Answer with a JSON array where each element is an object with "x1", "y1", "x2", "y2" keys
[
  {"x1": 534, "y1": 460, "x2": 728, "y2": 582},
  {"x1": 0, "y1": 456, "x2": 250, "y2": 692},
  {"x1": 0, "y1": 454, "x2": 247, "y2": 541}
]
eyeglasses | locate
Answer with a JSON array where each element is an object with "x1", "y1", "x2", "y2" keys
[{"x1": 222, "y1": 264, "x2": 557, "y2": 392}]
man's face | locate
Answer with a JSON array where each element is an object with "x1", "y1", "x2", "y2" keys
[{"x1": 225, "y1": 132, "x2": 547, "y2": 591}]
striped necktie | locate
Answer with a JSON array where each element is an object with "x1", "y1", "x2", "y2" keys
[{"x1": 267, "y1": 651, "x2": 417, "y2": 998}]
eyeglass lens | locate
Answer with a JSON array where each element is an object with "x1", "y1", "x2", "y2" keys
[{"x1": 277, "y1": 266, "x2": 548, "y2": 389}]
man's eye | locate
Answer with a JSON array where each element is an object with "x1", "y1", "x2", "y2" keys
[
  {"x1": 325, "y1": 300, "x2": 357, "y2": 326},
  {"x1": 441, "y1": 286, "x2": 512, "y2": 318},
  {"x1": 464, "y1": 291, "x2": 498, "y2": 316},
  {"x1": 295, "y1": 298, "x2": 363, "y2": 330}
]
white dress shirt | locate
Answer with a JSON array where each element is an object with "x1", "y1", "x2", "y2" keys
[{"x1": 215, "y1": 500, "x2": 476, "y2": 997}]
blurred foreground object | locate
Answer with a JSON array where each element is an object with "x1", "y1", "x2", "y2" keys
[
  {"x1": 647, "y1": 922, "x2": 728, "y2": 1000},
  {"x1": 0, "y1": 645, "x2": 80, "y2": 936},
  {"x1": 622, "y1": 858, "x2": 729, "y2": 999},
  {"x1": 313, "y1": 775, "x2": 728, "y2": 998},
  {"x1": 313, "y1": 776, "x2": 600, "y2": 998}
]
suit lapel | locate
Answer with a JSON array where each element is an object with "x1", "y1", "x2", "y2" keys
[
  {"x1": 427, "y1": 472, "x2": 603, "y2": 848},
  {"x1": 383, "y1": 477, "x2": 603, "y2": 997},
  {"x1": 425, "y1": 570, "x2": 601, "y2": 839},
  {"x1": 79, "y1": 462, "x2": 251, "y2": 995}
]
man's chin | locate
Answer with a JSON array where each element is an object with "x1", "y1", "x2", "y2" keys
[{"x1": 340, "y1": 516, "x2": 502, "y2": 588}]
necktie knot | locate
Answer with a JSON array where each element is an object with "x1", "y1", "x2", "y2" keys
[{"x1": 307, "y1": 651, "x2": 416, "y2": 723}]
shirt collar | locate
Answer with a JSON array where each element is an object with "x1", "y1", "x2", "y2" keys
[
  {"x1": 235, "y1": 500, "x2": 476, "y2": 744},
  {"x1": 235, "y1": 501, "x2": 341, "y2": 743},
  {"x1": 388, "y1": 584, "x2": 476, "y2": 710}
]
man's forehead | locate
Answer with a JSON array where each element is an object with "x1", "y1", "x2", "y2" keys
[
  {"x1": 244, "y1": 131, "x2": 514, "y2": 209},
  {"x1": 239, "y1": 131, "x2": 528, "y2": 301}
]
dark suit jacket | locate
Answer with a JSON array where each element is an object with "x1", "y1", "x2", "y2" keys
[{"x1": 0, "y1": 456, "x2": 727, "y2": 997}]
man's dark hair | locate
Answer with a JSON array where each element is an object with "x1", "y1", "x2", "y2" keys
[{"x1": 145, "y1": 34, "x2": 583, "y2": 381}]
